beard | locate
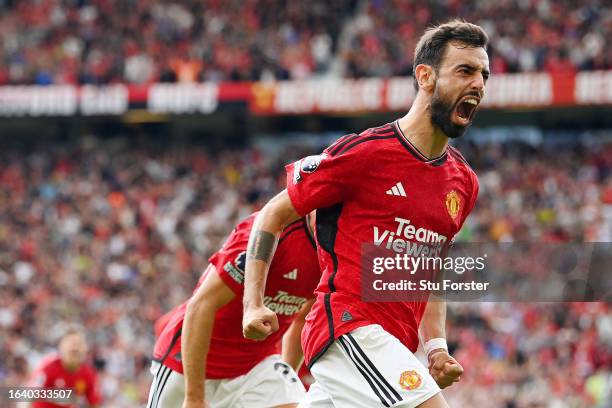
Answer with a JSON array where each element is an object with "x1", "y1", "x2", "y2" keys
[{"x1": 430, "y1": 86, "x2": 470, "y2": 139}]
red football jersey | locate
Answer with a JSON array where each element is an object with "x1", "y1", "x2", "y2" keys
[
  {"x1": 30, "y1": 353, "x2": 100, "y2": 408},
  {"x1": 285, "y1": 121, "x2": 479, "y2": 367},
  {"x1": 153, "y1": 214, "x2": 320, "y2": 379}
]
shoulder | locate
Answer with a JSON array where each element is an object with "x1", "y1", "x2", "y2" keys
[
  {"x1": 220, "y1": 214, "x2": 256, "y2": 249},
  {"x1": 38, "y1": 353, "x2": 61, "y2": 371},
  {"x1": 234, "y1": 213, "x2": 257, "y2": 233},
  {"x1": 325, "y1": 123, "x2": 398, "y2": 158},
  {"x1": 448, "y1": 146, "x2": 479, "y2": 200},
  {"x1": 448, "y1": 146, "x2": 477, "y2": 178}
]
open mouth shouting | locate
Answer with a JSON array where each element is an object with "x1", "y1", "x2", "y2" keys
[{"x1": 453, "y1": 95, "x2": 480, "y2": 126}]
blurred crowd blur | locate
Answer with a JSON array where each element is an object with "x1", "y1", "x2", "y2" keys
[
  {"x1": 0, "y1": 0, "x2": 610, "y2": 85},
  {"x1": 0, "y1": 133, "x2": 610, "y2": 407}
]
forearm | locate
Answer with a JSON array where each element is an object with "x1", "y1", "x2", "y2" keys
[
  {"x1": 181, "y1": 300, "x2": 215, "y2": 402},
  {"x1": 282, "y1": 298, "x2": 313, "y2": 371},
  {"x1": 282, "y1": 320, "x2": 306, "y2": 372},
  {"x1": 420, "y1": 299, "x2": 446, "y2": 343},
  {"x1": 244, "y1": 192, "x2": 300, "y2": 309}
]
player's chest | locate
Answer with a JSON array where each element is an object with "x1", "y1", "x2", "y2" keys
[
  {"x1": 267, "y1": 238, "x2": 320, "y2": 296},
  {"x1": 263, "y1": 267, "x2": 318, "y2": 317},
  {"x1": 350, "y1": 160, "x2": 470, "y2": 239},
  {"x1": 50, "y1": 374, "x2": 87, "y2": 394}
]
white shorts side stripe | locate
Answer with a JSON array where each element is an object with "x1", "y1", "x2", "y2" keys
[
  {"x1": 345, "y1": 333, "x2": 403, "y2": 402},
  {"x1": 147, "y1": 364, "x2": 166, "y2": 408},
  {"x1": 338, "y1": 336, "x2": 398, "y2": 407},
  {"x1": 149, "y1": 365, "x2": 172, "y2": 408}
]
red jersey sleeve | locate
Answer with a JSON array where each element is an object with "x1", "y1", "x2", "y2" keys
[
  {"x1": 208, "y1": 227, "x2": 249, "y2": 295},
  {"x1": 85, "y1": 367, "x2": 101, "y2": 405},
  {"x1": 285, "y1": 135, "x2": 362, "y2": 216}
]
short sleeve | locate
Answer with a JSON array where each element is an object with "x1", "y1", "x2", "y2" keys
[
  {"x1": 208, "y1": 228, "x2": 249, "y2": 295},
  {"x1": 285, "y1": 136, "x2": 361, "y2": 216}
]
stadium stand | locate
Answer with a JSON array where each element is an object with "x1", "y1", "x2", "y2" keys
[{"x1": 0, "y1": 0, "x2": 610, "y2": 84}]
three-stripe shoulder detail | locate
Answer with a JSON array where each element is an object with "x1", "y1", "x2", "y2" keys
[
  {"x1": 448, "y1": 146, "x2": 471, "y2": 168},
  {"x1": 328, "y1": 125, "x2": 395, "y2": 157}
]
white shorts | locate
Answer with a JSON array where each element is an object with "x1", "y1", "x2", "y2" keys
[
  {"x1": 147, "y1": 354, "x2": 306, "y2": 408},
  {"x1": 298, "y1": 325, "x2": 441, "y2": 408}
]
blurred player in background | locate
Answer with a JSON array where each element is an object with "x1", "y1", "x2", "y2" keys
[
  {"x1": 28, "y1": 325, "x2": 100, "y2": 408},
  {"x1": 243, "y1": 20, "x2": 488, "y2": 408},
  {"x1": 148, "y1": 212, "x2": 320, "y2": 408}
]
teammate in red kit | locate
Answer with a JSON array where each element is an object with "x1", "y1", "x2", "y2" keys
[
  {"x1": 29, "y1": 325, "x2": 100, "y2": 408},
  {"x1": 242, "y1": 20, "x2": 489, "y2": 408},
  {"x1": 148, "y1": 212, "x2": 320, "y2": 408}
]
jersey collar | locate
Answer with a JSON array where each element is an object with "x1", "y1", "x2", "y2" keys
[{"x1": 393, "y1": 120, "x2": 448, "y2": 166}]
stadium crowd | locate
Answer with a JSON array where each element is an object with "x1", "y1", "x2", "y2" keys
[
  {"x1": 0, "y1": 0, "x2": 610, "y2": 85},
  {"x1": 0, "y1": 133, "x2": 610, "y2": 407}
]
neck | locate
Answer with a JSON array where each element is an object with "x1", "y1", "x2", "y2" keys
[
  {"x1": 61, "y1": 360, "x2": 79, "y2": 372},
  {"x1": 397, "y1": 93, "x2": 449, "y2": 159}
]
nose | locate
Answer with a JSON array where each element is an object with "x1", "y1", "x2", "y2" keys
[{"x1": 471, "y1": 73, "x2": 486, "y2": 95}]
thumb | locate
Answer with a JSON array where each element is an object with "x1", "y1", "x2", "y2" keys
[
  {"x1": 254, "y1": 318, "x2": 274, "y2": 334},
  {"x1": 444, "y1": 361, "x2": 463, "y2": 377},
  {"x1": 269, "y1": 313, "x2": 279, "y2": 333}
]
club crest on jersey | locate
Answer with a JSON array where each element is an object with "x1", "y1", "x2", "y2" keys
[
  {"x1": 75, "y1": 379, "x2": 87, "y2": 394},
  {"x1": 399, "y1": 370, "x2": 422, "y2": 390},
  {"x1": 293, "y1": 154, "x2": 325, "y2": 184},
  {"x1": 445, "y1": 190, "x2": 462, "y2": 220}
]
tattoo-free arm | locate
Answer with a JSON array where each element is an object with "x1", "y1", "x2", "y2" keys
[
  {"x1": 182, "y1": 265, "x2": 235, "y2": 404},
  {"x1": 419, "y1": 298, "x2": 447, "y2": 351},
  {"x1": 420, "y1": 297, "x2": 464, "y2": 389},
  {"x1": 282, "y1": 299, "x2": 315, "y2": 371}
]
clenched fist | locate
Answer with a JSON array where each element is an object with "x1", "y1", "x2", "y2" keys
[
  {"x1": 428, "y1": 350, "x2": 463, "y2": 389},
  {"x1": 242, "y1": 305, "x2": 279, "y2": 340}
]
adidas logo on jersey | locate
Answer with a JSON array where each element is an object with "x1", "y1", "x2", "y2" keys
[
  {"x1": 386, "y1": 182, "x2": 406, "y2": 197},
  {"x1": 341, "y1": 310, "x2": 353, "y2": 322},
  {"x1": 283, "y1": 269, "x2": 298, "y2": 280}
]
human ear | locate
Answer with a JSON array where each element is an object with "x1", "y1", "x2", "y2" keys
[{"x1": 415, "y1": 64, "x2": 436, "y2": 91}]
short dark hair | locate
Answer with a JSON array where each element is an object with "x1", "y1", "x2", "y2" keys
[{"x1": 413, "y1": 20, "x2": 488, "y2": 90}]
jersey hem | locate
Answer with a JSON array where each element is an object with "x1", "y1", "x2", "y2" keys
[{"x1": 305, "y1": 320, "x2": 374, "y2": 368}]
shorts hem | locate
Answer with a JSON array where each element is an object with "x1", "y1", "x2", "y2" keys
[{"x1": 392, "y1": 389, "x2": 441, "y2": 408}]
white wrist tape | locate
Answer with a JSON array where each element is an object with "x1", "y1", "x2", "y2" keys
[{"x1": 424, "y1": 338, "x2": 448, "y2": 357}]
